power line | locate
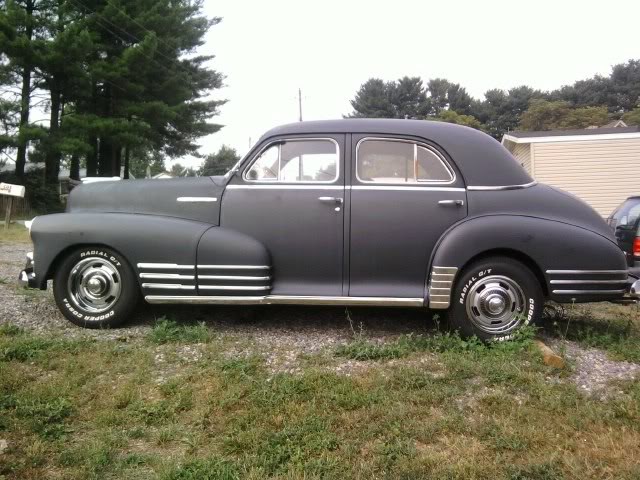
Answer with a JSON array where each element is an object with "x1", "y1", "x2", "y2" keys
[{"x1": 67, "y1": 0, "x2": 191, "y2": 79}]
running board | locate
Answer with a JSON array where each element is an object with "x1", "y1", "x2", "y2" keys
[{"x1": 144, "y1": 295, "x2": 425, "y2": 307}]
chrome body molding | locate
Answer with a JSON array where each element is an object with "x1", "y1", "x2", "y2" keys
[
  {"x1": 466, "y1": 181, "x2": 538, "y2": 191},
  {"x1": 176, "y1": 197, "x2": 217, "y2": 202},
  {"x1": 549, "y1": 279, "x2": 627, "y2": 285},
  {"x1": 552, "y1": 289, "x2": 626, "y2": 295},
  {"x1": 351, "y1": 186, "x2": 465, "y2": 192},
  {"x1": 198, "y1": 285, "x2": 271, "y2": 291},
  {"x1": 198, "y1": 275, "x2": 271, "y2": 281},
  {"x1": 144, "y1": 295, "x2": 425, "y2": 306},
  {"x1": 137, "y1": 263, "x2": 195, "y2": 270},
  {"x1": 427, "y1": 266, "x2": 458, "y2": 309},
  {"x1": 546, "y1": 269, "x2": 627, "y2": 275},
  {"x1": 227, "y1": 184, "x2": 343, "y2": 190},
  {"x1": 141, "y1": 283, "x2": 196, "y2": 290},
  {"x1": 197, "y1": 264, "x2": 270, "y2": 270},
  {"x1": 140, "y1": 273, "x2": 195, "y2": 280}
]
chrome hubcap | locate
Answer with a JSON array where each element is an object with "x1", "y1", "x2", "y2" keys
[
  {"x1": 67, "y1": 258, "x2": 121, "y2": 313},
  {"x1": 465, "y1": 275, "x2": 526, "y2": 335}
]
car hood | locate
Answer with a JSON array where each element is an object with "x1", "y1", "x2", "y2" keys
[{"x1": 67, "y1": 177, "x2": 225, "y2": 225}]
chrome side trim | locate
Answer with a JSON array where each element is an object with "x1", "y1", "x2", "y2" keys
[
  {"x1": 140, "y1": 273, "x2": 195, "y2": 280},
  {"x1": 198, "y1": 275, "x2": 271, "y2": 281},
  {"x1": 466, "y1": 181, "x2": 538, "y2": 191},
  {"x1": 546, "y1": 269, "x2": 627, "y2": 275},
  {"x1": 141, "y1": 283, "x2": 196, "y2": 290},
  {"x1": 428, "y1": 266, "x2": 458, "y2": 309},
  {"x1": 550, "y1": 279, "x2": 628, "y2": 285},
  {"x1": 351, "y1": 186, "x2": 465, "y2": 192},
  {"x1": 197, "y1": 265, "x2": 270, "y2": 270},
  {"x1": 137, "y1": 263, "x2": 195, "y2": 270},
  {"x1": 176, "y1": 197, "x2": 218, "y2": 202},
  {"x1": 226, "y1": 184, "x2": 344, "y2": 190},
  {"x1": 144, "y1": 295, "x2": 425, "y2": 306},
  {"x1": 552, "y1": 289, "x2": 626, "y2": 295},
  {"x1": 199, "y1": 285, "x2": 270, "y2": 291}
]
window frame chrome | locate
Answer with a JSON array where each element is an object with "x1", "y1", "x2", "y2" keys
[
  {"x1": 242, "y1": 137, "x2": 341, "y2": 185},
  {"x1": 355, "y1": 137, "x2": 456, "y2": 186}
]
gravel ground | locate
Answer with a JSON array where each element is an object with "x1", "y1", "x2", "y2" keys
[{"x1": 1, "y1": 242, "x2": 638, "y2": 394}]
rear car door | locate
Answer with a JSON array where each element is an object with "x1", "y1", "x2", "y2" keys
[
  {"x1": 348, "y1": 135, "x2": 467, "y2": 298},
  {"x1": 220, "y1": 135, "x2": 345, "y2": 296}
]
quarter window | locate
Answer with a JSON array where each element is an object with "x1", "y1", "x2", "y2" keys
[
  {"x1": 246, "y1": 139, "x2": 338, "y2": 183},
  {"x1": 357, "y1": 139, "x2": 453, "y2": 184}
]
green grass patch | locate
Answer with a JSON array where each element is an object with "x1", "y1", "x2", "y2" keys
[
  {"x1": 335, "y1": 327, "x2": 536, "y2": 361},
  {"x1": 147, "y1": 317, "x2": 213, "y2": 344},
  {"x1": 0, "y1": 222, "x2": 30, "y2": 244},
  {"x1": 1, "y1": 321, "x2": 639, "y2": 479},
  {"x1": 544, "y1": 302, "x2": 640, "y2": 363}
]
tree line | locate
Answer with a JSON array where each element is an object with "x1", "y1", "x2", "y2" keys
[
  {"x1": 0, "y1": 0, "x2": 225, "y2": 190},
  {"x1": 346, "y1": 60, "x2": 640, "y2": 138}
]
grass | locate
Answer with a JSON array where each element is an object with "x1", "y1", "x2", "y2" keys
[
  {"x1": 1, "y1": 318, "x2": 640, "y2": 479},
  {"x1": 0, "y1": 222, "x2": 30, "y2": 244},
  {"x1": 543, "y1": 302, "x2": 640, "y2": 362},
  {"x1": 147, "y1": 317, "x2": 213, "y2": 344}
]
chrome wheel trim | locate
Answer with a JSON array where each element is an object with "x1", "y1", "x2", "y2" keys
[
  {"x1": 464, "y1": 275, "x2": 526, "y2": 335},
  {"x1": 67, "y1": 257, "x2": 121, "y2": 314}
]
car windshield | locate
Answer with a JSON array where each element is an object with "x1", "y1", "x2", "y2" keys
[{"x1": 608, "y1": 198, "x2": 640, "y2": 229}]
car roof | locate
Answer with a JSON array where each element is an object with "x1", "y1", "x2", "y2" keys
[{"x1": 259, "y1": 119, "x2": 532, "y2": 187}]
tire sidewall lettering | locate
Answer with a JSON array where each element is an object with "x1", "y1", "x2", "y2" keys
[{"x1": 79, "y1": 250, "x2": 121, "y2": 267}]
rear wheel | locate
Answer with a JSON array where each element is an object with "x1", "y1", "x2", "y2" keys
[
  {"x1": 53, "y1": 247, "x2": 139, "y2": 328},
  {"x1": 447, "y1": 257, "x2": 543, "y2": 341}
]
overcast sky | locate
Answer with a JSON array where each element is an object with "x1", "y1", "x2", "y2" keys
[{"x1": 183, "y1": 0, "x2": 640, "y2": 167}]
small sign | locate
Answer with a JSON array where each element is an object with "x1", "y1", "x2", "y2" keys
[{"x1": 0, "y1": 183, "x2": 25, "y2": 198}]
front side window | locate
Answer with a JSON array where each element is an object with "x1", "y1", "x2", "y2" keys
[
  {"x1": 246, "y1": 139, "x2": 338, "y2": 183},
  {"x1": 357, "y1": 139, "x2": 453, "y2": 184}
]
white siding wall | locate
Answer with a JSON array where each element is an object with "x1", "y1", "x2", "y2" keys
[
  {"x1": 532, "y1": 138, "x2": 640, "y2": 216},
  {"x1": 511, "y1": 143, "x2": 532, "y2": 174}
]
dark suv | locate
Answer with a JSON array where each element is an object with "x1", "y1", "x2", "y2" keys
[{"x1": 608, "y1": 196, "x2": 640, "y2": 277}]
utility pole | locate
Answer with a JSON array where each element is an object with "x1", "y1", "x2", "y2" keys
[{"x1": 298, "y1": 88, "x2": 303, "y2": 122}]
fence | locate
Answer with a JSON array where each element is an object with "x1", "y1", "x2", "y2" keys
[{"x1": 0, "y1": 195, "x2": 37, "y2": 220}]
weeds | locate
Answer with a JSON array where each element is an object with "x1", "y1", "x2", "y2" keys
[
  {"x1": 147, "y1": 317, "x2": 212, "y2": 344},
  {"x1": 336, "y1": 327, "x2": 536, "y2": 362}
]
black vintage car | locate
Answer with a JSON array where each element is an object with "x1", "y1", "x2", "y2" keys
[{"x1": 20, "y1": 119, "x2": 637, "y2": 340}]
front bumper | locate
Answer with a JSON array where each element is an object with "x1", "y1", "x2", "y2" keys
[{"x1": 18, "y1": 252, "x2": 38, "y2": 289}]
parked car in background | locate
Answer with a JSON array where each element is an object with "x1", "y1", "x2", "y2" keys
[
  {"x1": 20, "y1": 119, "x2": 638, "y2": 341},
  {"x1": 608, "y1": 196, "x2": 640, "y2": 277}
]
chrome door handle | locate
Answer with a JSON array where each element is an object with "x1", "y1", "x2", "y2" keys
[
  {"x1": 438, "y1": 199, "x2": 464, "y2": 206},
  {"x1": 318, "y1": 196, "x2": 344, "y2": 205}
]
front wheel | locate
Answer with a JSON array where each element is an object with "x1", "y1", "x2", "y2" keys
[
  {"x1": 447, "y1": 257, "x2": 543, "y2": 341},
  {"x1": 53, "y1": 247, "x2": 140, "y2": 328}
]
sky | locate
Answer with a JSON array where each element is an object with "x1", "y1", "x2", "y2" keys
[{"x1": 180, "y1": 0, "x2": 640, "y2": 167}]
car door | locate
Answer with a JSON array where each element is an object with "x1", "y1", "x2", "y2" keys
[
  {"x1": 220, "y1": 135, "x2": 345, "y2": 296},
  {"x1": 348, "y1": 135, "x2": 467, "y2": 298}
]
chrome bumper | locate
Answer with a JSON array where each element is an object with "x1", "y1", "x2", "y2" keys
[
  {"x1": 629, "y1": 278, "x2": 640, "y2": 299},
  {"x1": 18, "y1": 252, "x2": 37, "y2": 289}
]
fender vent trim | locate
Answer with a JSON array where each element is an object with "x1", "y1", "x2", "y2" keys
[{"x1": 428, "y1": 266, "x2": 458, "y2": 309}]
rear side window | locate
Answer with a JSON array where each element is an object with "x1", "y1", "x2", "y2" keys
[
  {"x1": 356, "y1": 139, "x2": 454, "y2": 184},
  {"x1": 608, "y1": 198, "x2": 640, "y2": 229}
]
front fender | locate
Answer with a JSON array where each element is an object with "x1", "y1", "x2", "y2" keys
[
  {"x1": 31, "y1": 213, "x2": 212, "y2": 289},
  {"x1": 428, "y1": 215, "x2": 627, "y2": 306}
]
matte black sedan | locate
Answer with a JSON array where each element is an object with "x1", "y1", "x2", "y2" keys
[{"x1": 20, "y1": 119, "x2": 636, "y2": 341}]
